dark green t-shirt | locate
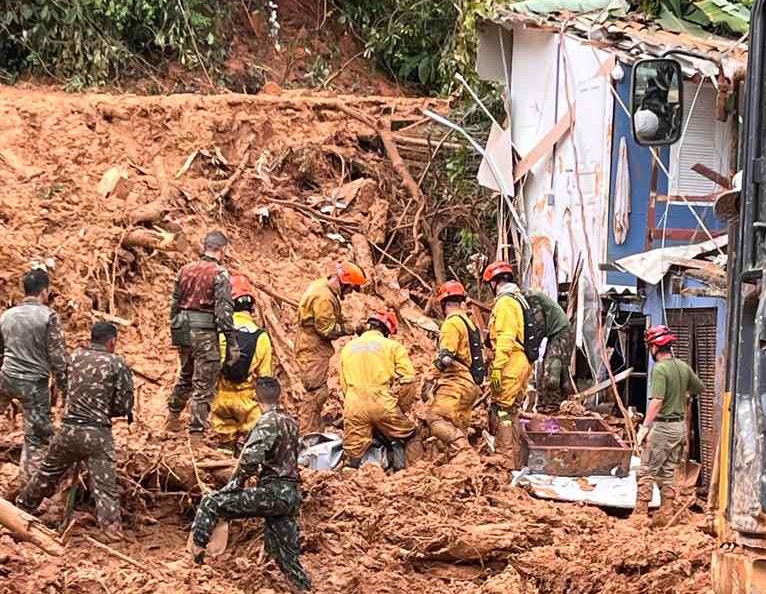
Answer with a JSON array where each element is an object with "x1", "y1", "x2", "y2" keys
[{"x1": 650, "y1": 358, "x2": 705, "y2": 419}]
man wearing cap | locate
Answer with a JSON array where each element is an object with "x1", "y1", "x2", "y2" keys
[
  {"x1": 633, "y1": 325, "x2": 705, "y2": 526},
  {"x1": 295, "y1": 261, "x2": 366, "y2": 434},
  {"x1": 338, "y1": 311, "x2": 417, "y2": 469}
]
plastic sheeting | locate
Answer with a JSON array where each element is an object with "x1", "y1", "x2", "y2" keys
[{"x1": 511, "y1": 455, "x2": 661, "y2": 509}]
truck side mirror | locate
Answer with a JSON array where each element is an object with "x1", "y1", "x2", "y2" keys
[{"x1": 630, "y1": 58, "x2": 683, "y2": 147}]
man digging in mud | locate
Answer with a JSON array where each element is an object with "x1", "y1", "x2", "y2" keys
[
  {"x1": 190, "y1": 377, "x2": 311, "y2": 592},
  {"x1": 17, "y1": 322, "x2": 133, "y2": 543},
  {"x1": 211, "y1": 273, "x2": 273, "y2": 451},
  {"x1": 0, "y1": 269, "x2": 69, "y2": 489},
  {"x1": 167, "y1": 230, "x2": 240, "y2": 447},
  {"x1": 425, "y1": 280, "x2": 485, "y2": 457},
  {"x1": 633, "y1": 325, "x2": 705, "y2": 527},
  {"x1": 339, "y1": 311, "x2": 419, "y2": 469},
  {"x1": 483, "y1": 261, "x2": 532, "y2": 466},
  {"x1": 295, "y1": 261, "x2": 366, "y2": 434}
]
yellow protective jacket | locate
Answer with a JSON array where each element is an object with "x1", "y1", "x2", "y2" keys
[
  {"x1": 339, "y1": 330, "x2": 415, "y2": 400},
  {"x1": 297, "y1": 278, "x2": 346, "y2": 342},
  {"x1": 212, "y1": 311, "x2": 273, "y2": 436},
  {"x1": 438, "y1": 311, "x2": 478, "y2": 382},
  {"x1": 488, "y1": 289, "x2": 531, "y2": 408}
]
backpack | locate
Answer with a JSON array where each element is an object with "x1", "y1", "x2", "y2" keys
[
  {"x1": 456, "y1": 315, "x2": 487, "y2": 386},
  {"x1": 510, "y1": 292, "x2": 546, "y2": 364},
  {"x1": 222, "y1": 327, "x2": 266, "y2": 383}
]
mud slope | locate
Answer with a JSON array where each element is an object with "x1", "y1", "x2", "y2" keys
[{"x1": 0, "y1": 87, "x2": 713, "y2": 594}]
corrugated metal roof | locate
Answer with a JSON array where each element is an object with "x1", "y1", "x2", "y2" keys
[{"x1": 490, "y1": 9, "x2": 747, "y2": 77}]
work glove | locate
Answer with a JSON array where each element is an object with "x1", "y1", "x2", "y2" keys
[
  {"x1": 635, "y1": 425, "x2": 650, "y2": 449},
  {"x1": 126, "y1": 411, "x2": 134, "y2": 425},
  {"x1": 225, "y1": 341, "x2": 241, "y2": 367},
  {"x1": 490, "y1": 369, "x2": 502, "y2": 395}
]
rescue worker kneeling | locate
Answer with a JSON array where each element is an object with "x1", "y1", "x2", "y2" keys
[
  {"x1": 483, "y1": 261, "x2": 533, "y2": 466},
  {"x1": 211, "y1": 274, "x2": 273, "y2": 445},
  {"x1": 425, "y1": 281, "x2": 485, "y2": 454},
  {"x1": 339, "y1": 311, "x2": 418, "y2": 469}
]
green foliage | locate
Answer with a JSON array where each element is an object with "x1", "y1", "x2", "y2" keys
[
  {"x1": 0, "y1": 0, "x2": 230, "y2": 85},
  {"x1": 638, "y1": 0, "x2": 750, "y2": 34},
  {"x1": 339, "y1": 0, "x2": 496, "y2": 93}
]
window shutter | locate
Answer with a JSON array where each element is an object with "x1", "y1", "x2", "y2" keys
[{"x1": 669, "y1": 83, "x2": 731, "y2": 196}]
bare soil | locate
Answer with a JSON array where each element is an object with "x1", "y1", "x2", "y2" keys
[{"x1": 0, "y1": 86, "x2": 714, "y2": 593}]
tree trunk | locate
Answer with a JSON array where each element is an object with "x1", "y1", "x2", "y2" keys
[{"x1": 0, "y1": 497, "x2": 64, "y2": 556}]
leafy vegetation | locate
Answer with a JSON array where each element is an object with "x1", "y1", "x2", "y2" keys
[{"x1": 0, "y1": 0, "x2": 230, "y2": 84}]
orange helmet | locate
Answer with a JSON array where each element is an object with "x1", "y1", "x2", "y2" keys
[
  {"x1": 645, "y1": 325, "x2": 677, "y2": 347},
  {"x1": 368, "y1": 310, "x2": 398, "y2": 336},
  {"x1": 482, "y1": 260, "x2": 514, "y2": 283},
  {"x1": 230, "y1": 274, "x2": 255, "y2": 301},
  {"x1": 333, "y1": 261, "x2": 367, "y2": 288},
  {"x1": 436, "y1": 280, "x2": 467, "y2": 304}
]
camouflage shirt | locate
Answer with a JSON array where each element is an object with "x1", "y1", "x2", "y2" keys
[
  {"x1": 240, "y1": 407, "x2": 300, "y2": 483},
  {"x1": 0, "y1": 298, "x2": 68, "y2": 391},
  {"x1": 170, "y1": 255, "x2": 235, "y2": 336},
  {"x1": 63, "y1": 344, "x2": 134, "y2": 428},
  {"x1": 524, "y1": 289, "x2": 571, "y2": 339}
]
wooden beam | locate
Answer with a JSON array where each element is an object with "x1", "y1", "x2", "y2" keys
[
  {"x1": 691, "y1": 163, "x2": 731, "y2": 189},
  {"x1": 656, "y1": 194, "x2": 720, "y2": 203},
  {"x1": 513, "y1": 108, "x2": 575, "y2": 182},
  {"x1": 571, "y1": 367, "x2": 634, "y2": 401}
]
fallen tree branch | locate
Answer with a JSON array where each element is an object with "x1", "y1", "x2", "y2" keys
[
  {"x1": 84, "y1": 535, "x2": 166, "y2": 580},
  {"x1": 265, "y1": 197, "x2": 361, "y2": 229},
  {"x1": 251, "y1": 279, "x2": 299, "y2": 309},
  {"x1": 0, "y1": 497, "x2": 64, "y2": 556},
  {"x1": 210, "y1": 134, "x2": 256, "y2": 212}
]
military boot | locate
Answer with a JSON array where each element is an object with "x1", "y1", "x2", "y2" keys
[
  {"x1": 630, "y1": 483, "x2": 652, "y2": 527},
  {"x1": 189, "y1": 432, "x2": 205, "y2": 450},
  {"x1": 165, "y1": 411, "x2": 183, "y2": 433},
  {"x1": 650, "y1": 487, "x2": 676, "y2": 528}
]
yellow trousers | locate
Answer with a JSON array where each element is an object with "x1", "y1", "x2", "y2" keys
[
  {"x1": 295, "y1": 327, "x2": 334, "y2": 433},
  {"x1": 211, "y1": 378, "x2": 262, "y2": 436},
  {"x1": 343, "y1": 389, "x2": 415, "y2": 458},
  {"x1": 496, "y1": 351, "x2": 532, "y2": 409},
  {"x1": 427, "y1": 373, "x2": 481, "y2": 430}
]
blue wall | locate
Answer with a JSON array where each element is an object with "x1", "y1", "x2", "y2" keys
[{"x1": 606, "y1": 64, "x2": 725, "y2": 286}]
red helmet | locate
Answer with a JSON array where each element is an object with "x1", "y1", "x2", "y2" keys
[
  {"x1": 482, "y1": 260, "x2": 514, "y2": 283},
  {"x1": 436, "y1": 280, "x2": 467, "y2": 304},
  {"x1": 368, "y1": 310, "x2": 398, "y2": 335},
  {"x1": 645, "y1": 325, "x2": 677, "y2": 347},
  {"x1": 230, "y1": 274, "x2": 255, "y2": 301},
  {"x1": 333, "y1": 261, "x2": 367, "y2": 288}
]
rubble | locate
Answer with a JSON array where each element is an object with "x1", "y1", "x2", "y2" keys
[{"x1": 0, "y1": 87, "x2": 715, "y2": 593}]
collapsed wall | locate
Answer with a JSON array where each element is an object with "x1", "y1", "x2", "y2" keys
[{"x1": 0, "y1": 87, "x2": 713, "y2": 594}]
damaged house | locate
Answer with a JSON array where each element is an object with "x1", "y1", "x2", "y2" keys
[{"x1": 475, "y1": 2, "x2": 746, "y2": 488}]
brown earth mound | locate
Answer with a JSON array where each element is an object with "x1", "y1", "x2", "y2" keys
[{"x1": 0, "y1": 87, "x2": 713, "y2": 593}]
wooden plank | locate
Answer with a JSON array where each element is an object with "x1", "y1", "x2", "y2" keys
[
  {"x1": 513, "y1": 108, "x2": 575, "y2": 182},
  {"x1": 571, "y1": 367, "x2": 634, "y2": 401},
  {"x1": 649, "y1": 228, "x2": 726, "y2": 242},
  {"x1": 656, "y1": 194, "x2": 720, "y2": 204},
  {"x1": 691, "y1": 163, "x2": 731, "y2": 189}
]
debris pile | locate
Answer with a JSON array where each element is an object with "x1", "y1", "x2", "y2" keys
[{"x1": 0, "y1": 88, "x2": 714, "y2": 593}]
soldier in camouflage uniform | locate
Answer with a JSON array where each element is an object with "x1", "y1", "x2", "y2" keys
[
  {"x1": 167, "y1": 230, "x2": 240, "y2": 443},
  {"x1": 17, "y1": 322, "x2": 133, "y2": 540},
  {"x1": 0, "y1": 269, "x2": 69, "y2": 484},
  {"x1": 524, "y1": 289, "x2": 574, "y2": 411},
  {"x1": 190, "y1": 377, "x2": 311, "y2": 591}
]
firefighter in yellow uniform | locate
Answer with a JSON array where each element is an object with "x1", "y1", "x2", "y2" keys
[
  {"x1": 426, "y1": 281, "x2": 484, "y2": 454},
  {"x1": 483, "y1": 261, "x2": 532, "y2": 465},
  {"x1": 339, "y1": 311, "x2": 418, "y2": 469},
  {"x1": 212, "y1": 274, "x2": 273, "y2": 443},
  {"x1": 295, "y1": 261, "x2": 367, "y2": 434}
]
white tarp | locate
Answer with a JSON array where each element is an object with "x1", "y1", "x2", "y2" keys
[
  {"x1": 613, "y1": 136, "x2": 631, "y2": 244},
  {"x1": 511, "y1": 456, "x2": 660, "y2": 509},
  {"x1": 614, "y1": 234, "x2": 727, "y2": 285}
]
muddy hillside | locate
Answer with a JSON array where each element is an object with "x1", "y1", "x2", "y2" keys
[{"x1": 0, "y1": 87, "x2": 713, "y2": 594}]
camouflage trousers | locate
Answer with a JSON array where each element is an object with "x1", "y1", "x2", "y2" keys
[
  {"x1": 192, "y1": 480, "x2": 311, "y2": 591},
  {"x1": 18, "y1": 424, "x2": 120, "y2": 528},
  {"x1": 538, "y1": 328, "x2": 575, "y2": 410},
  {"x1": 636, "y1": 420, "x2": 685, "y2": 504},
  {"x1": 0, "y1": 373, "x2": 53, "y2": 484},
  {"x1": 169, "y1": 329, "x2": 221, "y2": 433}
]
